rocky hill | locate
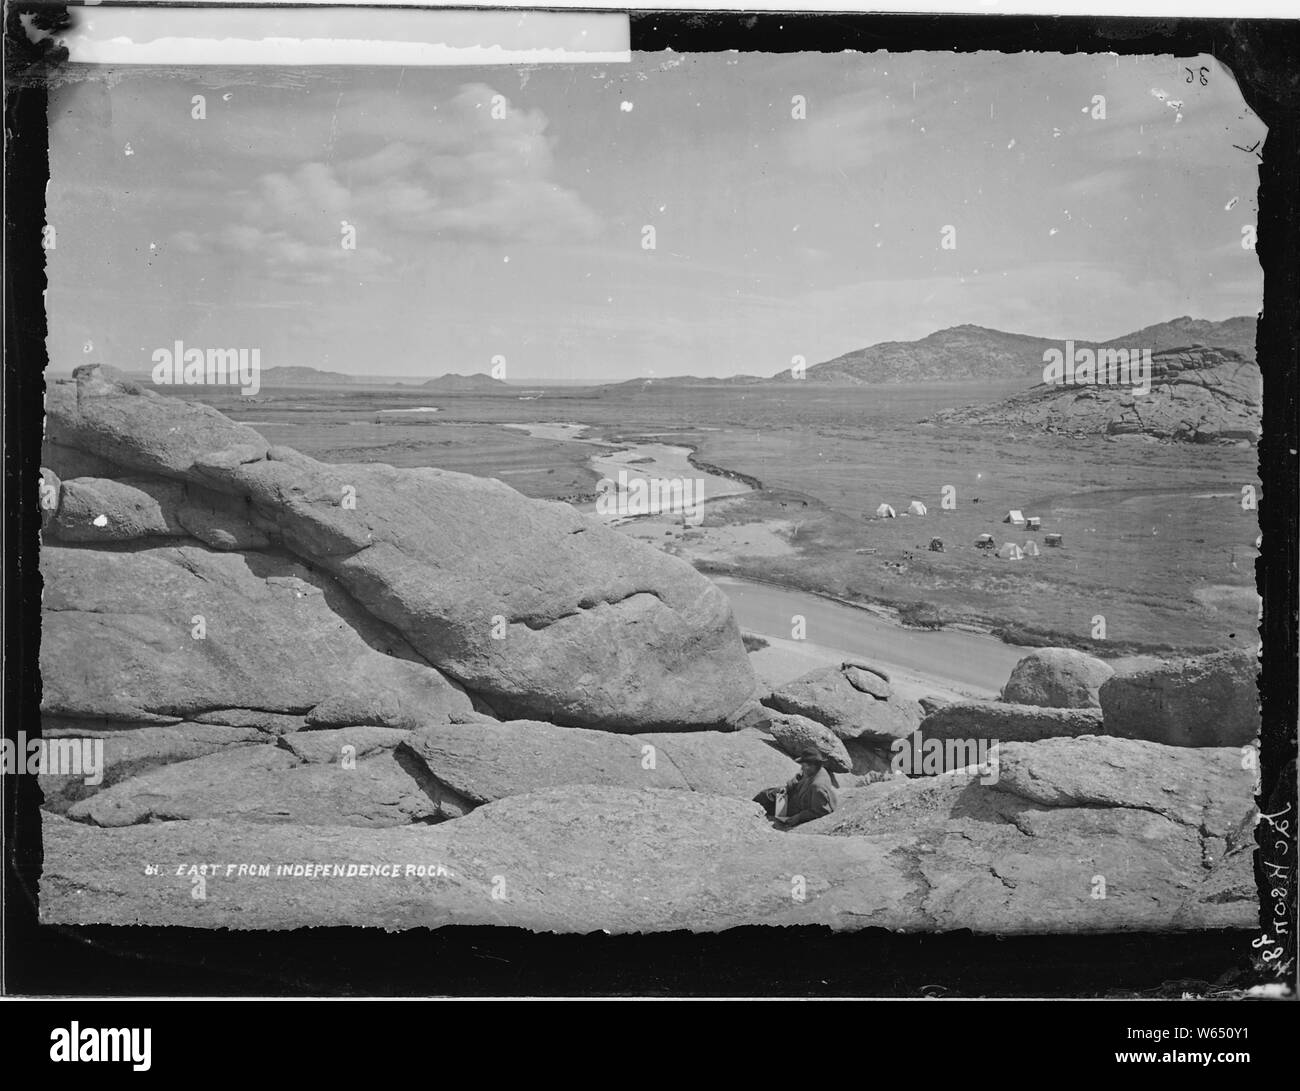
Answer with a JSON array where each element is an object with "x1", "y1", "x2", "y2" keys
[
  {"x1": 774, "y1": 315, "x2": 1256, "y2": 384},
  {"x1": 1114, "y1": 315, "x2": 1257, "y2": 359},
  {"x1": 258, "y1": 365, "x2": 355, "y2": 385},
  {"x1": 775, "y1": 325, "x2": 1060, "y2": 383},
  {"x1": 421, "y1": 372, "x2": 510, "y2": 392},
  {"x1": 927, "y1": 345, "x2": 1261, "y2": 443}
]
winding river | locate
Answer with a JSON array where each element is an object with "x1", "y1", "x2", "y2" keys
[
  {"x1": 712, "y1": 577, "x2": 1026, "y2": 694},
  {"x1": 504, "y1": 421, "x2": 1024, "y2": 694}
]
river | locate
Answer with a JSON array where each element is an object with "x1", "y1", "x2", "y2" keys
[
  {"x1": 712, "y1": 576, "x2": 1026, "y2": 694},
  {"x1": 506, "y1": 421, "x2": 1023, "y2": 692},
  {"x1": 502, "y1": 421, "x2": 752, "y2": 518}
]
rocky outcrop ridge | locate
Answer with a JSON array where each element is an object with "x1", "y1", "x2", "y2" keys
[
  {"x1": 41, "y1": 365, "x2": 757, "y2": 730},
  {"x1": 34, "y1": 370, "x2": 1260, "y2": 937},
  {"x1": 928, "y1": 346, "x2": 1260, "y2": 443},
  {"x1": 40, "y1": 735, "x2": 1256, "y2": 933}
]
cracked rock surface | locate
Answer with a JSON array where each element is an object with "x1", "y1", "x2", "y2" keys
[{"x1": 35, "y1": 367, "x2": 1258, "y2": 935}]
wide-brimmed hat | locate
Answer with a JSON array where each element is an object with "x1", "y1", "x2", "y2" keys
[{"x1": 795, "y1": 747, "x2": 825, "y2": 765}]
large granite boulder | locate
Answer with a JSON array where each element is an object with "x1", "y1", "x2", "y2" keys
[
  {"x1": 763, "y1": 665, "x2": 922, "y2": 742},
  {"x1": 40, "y1": 544, "x2": 474, "y2": 724},
  {"x1": 50, "y1": 472, "x2": 272, "y2": 551},
  {"x1": 40, "y1": 792, "x2": 909, "y2": 932},
  {"x1": 992, "y1": 736, "x2": 1250, "y2": 843},
  {"x1": 760, "y1": 711, "x2": 852, "y2": 774},
  {"x1": 44, "y1": 365, "x2": 756, "y2": 731},
  {"x1": 794, "y1": 735, "x2": 1256, "y2": 931},
  {"x1": 842, "y1": 665, "x2": 891, "y2": 699},
  {"x1": 52, "y1": 476, "x2": 186, "y2": 542},
  {"x1": 1001, "y1": 648, "x2": 1114, "y2": 709},
  {"x1": 636, "y1": 730, "x2": 796, "y2": 798},
  {"x1": 919, "y1": 701, "x2": 1103, "y2": 743},
  {"x1": 44, "y1": 366, "x2": 269, "y2": 480},
  {"x1": 402, "y1": 720, "x2": 688, "y2": 805},
  {"x1": 401, "y1": 720, "x2": 795, "y2": 804},
  {"x1": 64, "y1": 744, "x2": 464, "y2": 827},
  {"x1": 1098, "y1": 649, "x2": 1259, "y2": 747},
  {"x1": 41, "y1": 743, "x2": 1255, "y2": 932},
  {"x1": 38, "y1": 721, "x2": 266, "y2": 811}
]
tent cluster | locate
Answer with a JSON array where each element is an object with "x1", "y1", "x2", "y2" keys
[
  {"x1": 863, "y1": 497, "x2": 1061, "y2": 559},
  {"x1": 993, "y1": 507, "x2": 1056, "y2": 557},
  {"x1": 874, "y1": 500, "x2": 927, "y2": 519},
  {"x1": 994, "y1": 539, "x2": 1044, "y2": 560},
  {"x1": 1004, "y1": 510, "x2": 1044, "y2": 530}
]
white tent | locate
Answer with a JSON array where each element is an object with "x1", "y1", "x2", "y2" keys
[
  {"x1": 1023, "y1": 540, "x2": 1041, "y2": 557},
  {"x1": 1003, "y1": 509, "x2": 1026, "y2": 526},
  {"x1": 875, "y1": 503, "x2": 896, "y2": 518},
  {"x1": 908, "y1": 500, "x2": 928, "y2": 516},
  {"x1": 996, "y1": 542, "x2": 1024, "y2": 560}
]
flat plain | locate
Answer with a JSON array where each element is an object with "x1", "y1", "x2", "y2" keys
[{"x1": 192, "y1": 379, "x2": 1260, "y2": 658}]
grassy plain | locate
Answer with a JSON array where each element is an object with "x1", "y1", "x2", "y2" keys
[{"x1": 196, "y1": 380, "x2": 1261, "y2": 656}]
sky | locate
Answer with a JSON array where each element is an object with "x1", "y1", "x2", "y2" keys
[{"x1": 46, "y1": 50, "x2": 1266, "y2": 381}]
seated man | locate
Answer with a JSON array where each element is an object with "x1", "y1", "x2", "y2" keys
[{"x1": 753, "y1": 747, "x2": 839, "y2": 828}]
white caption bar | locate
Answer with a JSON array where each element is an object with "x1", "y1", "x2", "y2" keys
[{"x1": 64, "y1": 8, "x2": 630, "y2": 66}]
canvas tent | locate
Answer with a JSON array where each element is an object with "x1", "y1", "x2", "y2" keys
[
  {"x1": 1023, "y1": 540, "x2": 1041, "y2": 556},
  {"x1": 1003, "y1": 510, "x2": 1026, "y2": 526},
  {"x1": 876, "y1": 503, "x2": 897, "y2": 518},
  {"x1": 1026, "y1": 517, "x2": 1042, "y2": 531},
  {"x1": 908, "y1": 500, "x2": 928, "y2": 516},
  {"x1": 996, "y1": 542, "x2": 1024, "y2": 560}
]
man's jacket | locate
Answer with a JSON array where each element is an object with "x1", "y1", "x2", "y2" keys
[{"x1": 783, "y1": 766, "x2": 838, "y2": 827}]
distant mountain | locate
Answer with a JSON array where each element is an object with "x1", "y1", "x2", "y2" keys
[
  {"x1": 593, "y1": 375, "x2": 768, "y2": 395},
  {"x1": 259, "y1": 366, "x2": 355, "y2": 385},
  {"x1": 421, "y1": 373, "x2": 510, "y2": 392},
  {"x1": 1105, "y1": 315, "x2": 1257, "y2": 360},
  {"x1": 773, "y1": 316, "x2": 1257, "y2": 384},
  {"x1": 774, "y1": 325, "x2": 1059, "y2": 384},
  {"x1": 928, "y1": 345, "x2": 1260, "y2": 444}
]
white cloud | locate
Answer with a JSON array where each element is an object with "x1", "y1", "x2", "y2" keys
[{"x1": 167, "y1": 82, "x2": 601, "y2": 281}]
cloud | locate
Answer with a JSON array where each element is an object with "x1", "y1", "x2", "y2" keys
[
  {"x1": 783, "y1": 91, "x2": 906, "y2": 172},
  {"x1": 169, "y1": 82, "x2": 601, "y2": 281}
]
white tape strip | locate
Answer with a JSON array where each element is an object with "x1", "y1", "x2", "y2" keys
[{"x1": 64, "y1": 7, "x2": 631, "y2": 66}]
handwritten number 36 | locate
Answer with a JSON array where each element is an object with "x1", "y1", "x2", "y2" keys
[{"x1": 1185, "y1": 67, "x2": 1208, "y2": 85}]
